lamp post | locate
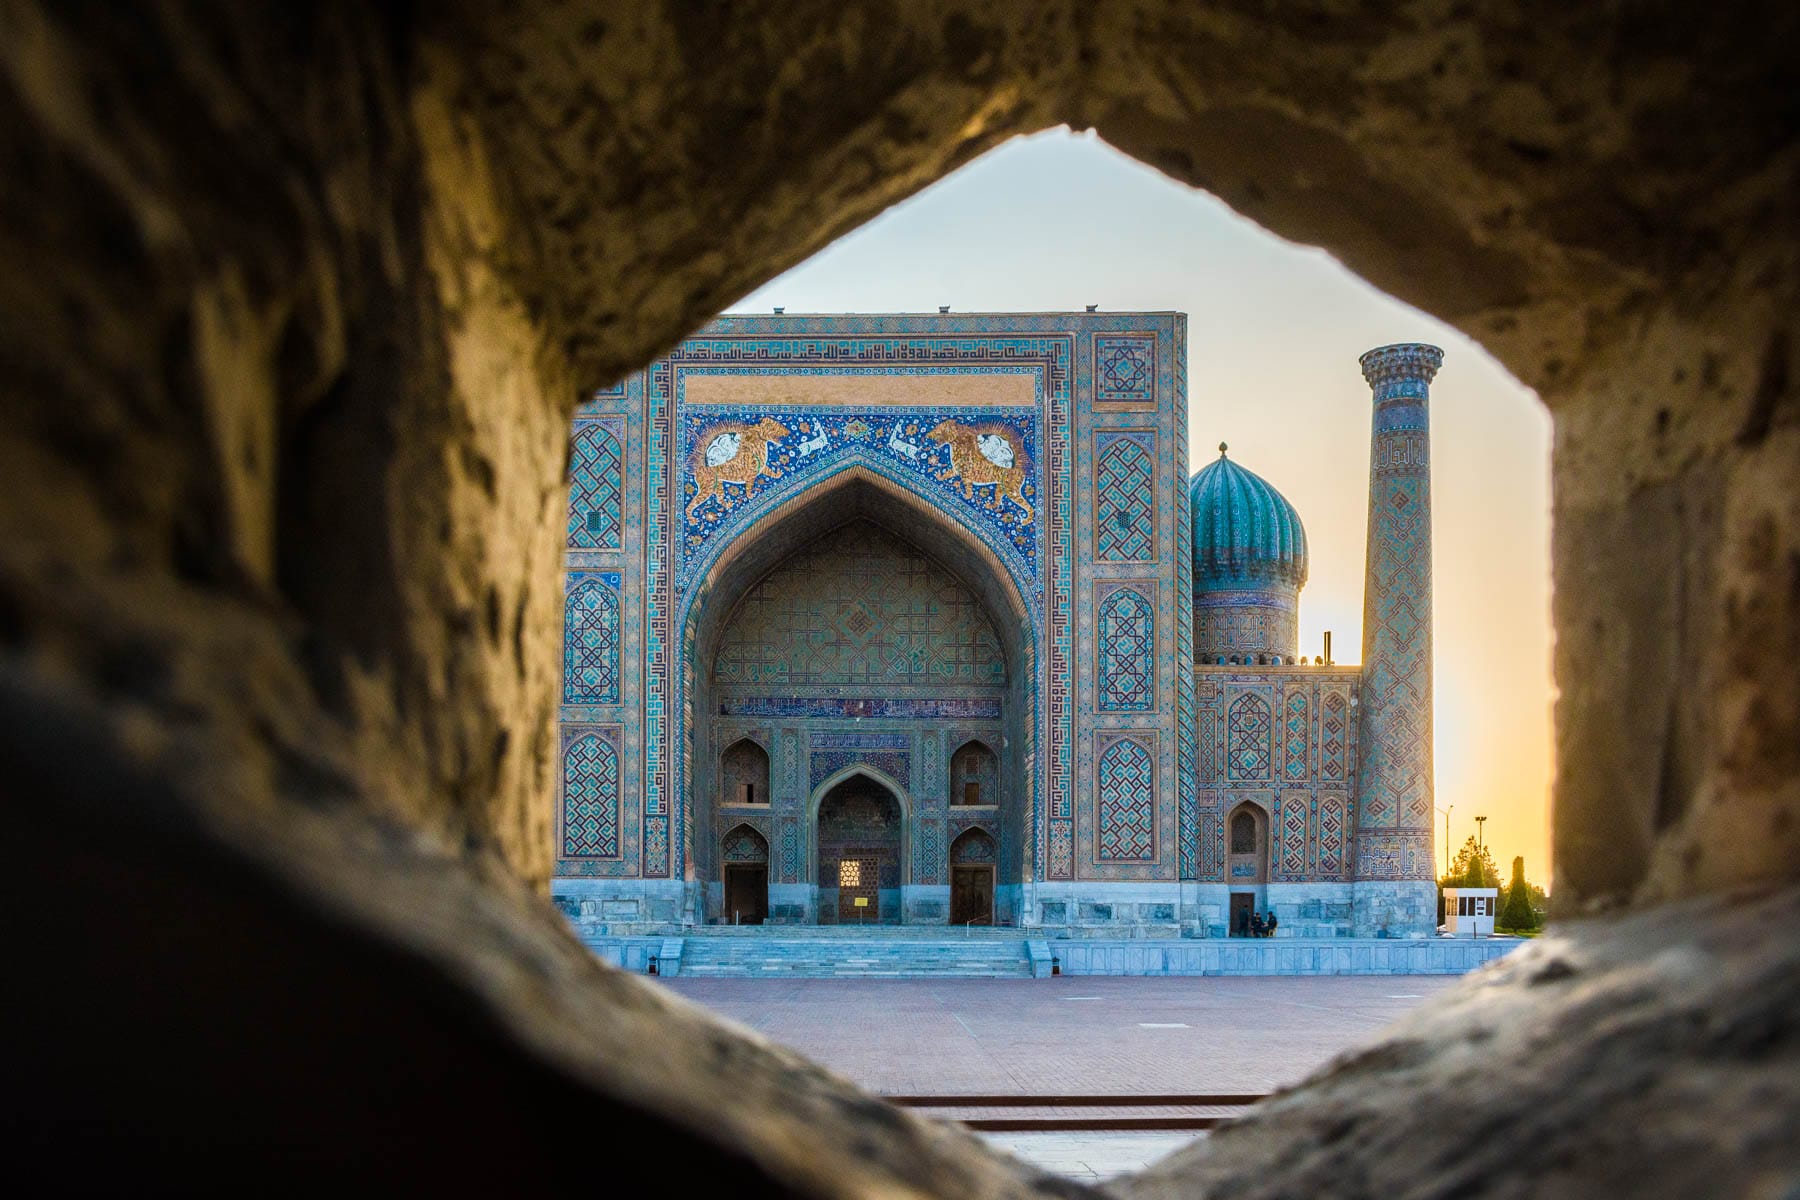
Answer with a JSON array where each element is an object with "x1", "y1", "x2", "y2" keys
[
  {"x1": 1475, "y1": 815, "x2": 1487, "y2": 850},
  {"x1": 1437, "y1": 805, "x2": 1454, "y2": 876}
]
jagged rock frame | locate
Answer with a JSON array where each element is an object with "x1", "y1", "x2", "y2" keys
[{"x1": 0, "y1": 3, "x2": 1794, "y2": 1195}]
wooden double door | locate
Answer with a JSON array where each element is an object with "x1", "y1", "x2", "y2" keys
[{"x1": 950, "y1": 864, "x2": 994, "y2": 925}]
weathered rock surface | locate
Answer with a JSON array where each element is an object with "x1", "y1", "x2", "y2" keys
[
  {"x1": 1116, "y1": 887, "x2": 1800, "y2": 1200},
  {"x1": 0, "y1": 1, "x2": 1794, "y2": 1195}
]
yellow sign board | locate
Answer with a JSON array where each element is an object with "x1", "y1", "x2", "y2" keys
[{"x1": 852, "y1": 897, "x2": 869, "y2": 908}]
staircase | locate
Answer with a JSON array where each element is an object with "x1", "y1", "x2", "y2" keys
[{"x1": 678, "y1": 931, "x2": 1034, "y2": 978}]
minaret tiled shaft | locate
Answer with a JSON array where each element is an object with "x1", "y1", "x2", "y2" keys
[{"x1": 1353, "y1": 343, "x2": 1442, "y2": 886}]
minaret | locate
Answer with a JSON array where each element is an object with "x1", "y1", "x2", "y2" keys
[{"x1": 1352, "y1": 343, "x2": 1443, "y2": 936}]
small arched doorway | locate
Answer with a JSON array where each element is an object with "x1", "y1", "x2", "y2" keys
[
  {"x1": 949, "y1": 827, "x2": 997, "y2": 926},
  {"x1": 1226, "y1": 802, "x2": 1270, "y2": 936},
  {"x1": 816, "y1": 774, "x2": 904, "y2": 924},
  {"x1": 721, "y1": 824, "x2": 769, "y2": 925}
]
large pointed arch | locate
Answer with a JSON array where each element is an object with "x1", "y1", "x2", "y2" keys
[{"x1": 675, "y1": 461, "x2": 1041, "y2": 892}]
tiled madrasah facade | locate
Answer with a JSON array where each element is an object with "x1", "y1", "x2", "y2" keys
[{"x1": 553, "y1": 313, "x2": 1442, "y2": 937}]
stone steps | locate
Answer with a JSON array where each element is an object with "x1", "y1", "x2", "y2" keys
[{"x1": 678, "y1": 937, "x2": 1034, "y2": 978}]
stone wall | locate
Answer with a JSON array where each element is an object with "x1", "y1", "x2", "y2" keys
[{"x1": 2, "y1": 3, "x2": 1794, "y2": 1196}]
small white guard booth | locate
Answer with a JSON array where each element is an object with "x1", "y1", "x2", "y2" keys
[{"x1": 1443, "y1": 887, "x2": 1499, "y2": 936}]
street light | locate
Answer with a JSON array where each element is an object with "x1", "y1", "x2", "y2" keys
[
  {"x1": 1475, "y1": 815, "x2": 1488, "y2": 849},
  {"x1": 1436, "y1": 805, "x2": 1454, "y2": 876}
]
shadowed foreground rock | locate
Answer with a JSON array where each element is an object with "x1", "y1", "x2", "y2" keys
[
  {"x1": 0, "y1": 2, "x2": 1794, "y2": 1196},
  {"x1": 2, "y1": 662, "x2": 1090, "y2": 1197},
  {"x1": 1116, "y1": 887, "x2": 1800, "y2": 1200}
]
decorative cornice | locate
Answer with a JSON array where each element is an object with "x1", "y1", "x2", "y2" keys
[{"x1": 1359, "y1": 342, "x2": 1444, "y2": 389}]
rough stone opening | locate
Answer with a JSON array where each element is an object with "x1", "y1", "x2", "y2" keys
[{"x1": 2, "y1": 5, "x2": 1794, "y2": 1196}]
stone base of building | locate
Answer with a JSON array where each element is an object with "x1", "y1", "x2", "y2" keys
[
  {"x1": 1026, "y1": 882, "x2": 1189, "y2": 931},
  {"x1": 1046, "y1": 935, "x2": 1517, "y2": 977},
  {"x1": 553, "y1": 877, "x2": 1443, "y2": 939},
  {"x1": 1351, "y1": 879, "x2": 1440, "y2": 938},
  {"x1": 570, "y1": 929, "x2": 1522, "y2": 978},
  {"x1": 554, "y1": 877, "x2": 694, "y2": 926}
]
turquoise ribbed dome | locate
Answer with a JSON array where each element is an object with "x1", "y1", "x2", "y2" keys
[{"x1": 1190, "y1": 445, "x2": 1309, "y2": 591}]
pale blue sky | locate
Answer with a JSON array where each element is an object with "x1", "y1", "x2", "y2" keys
[{"x1": 730, "y1": 128, "x2": 1554, "y2": 881}]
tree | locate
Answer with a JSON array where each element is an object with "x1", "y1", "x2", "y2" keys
[
  {"x1": 1441, "y1": 835, "x2": 1500, "y2": 890},
  {"x1": 1500, "y1": 855, "x2": 1540, "y2": 930}
]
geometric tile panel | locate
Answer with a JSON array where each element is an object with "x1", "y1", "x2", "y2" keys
[
  {"x1": 1097, "y1": 586, "x2": 1155, "y2": 712},
  {"x1": 568, "y1": 420, "x2": 623, "y2": 549},
  {"x1": 1283, "y1": 690, "x2": 1309, "y2": 781},
  {"x1": 563, "y1": 731, "x2": 620, "y2": 857},
  {"x1": 563, "y1": 574, "x2": 621, "y2": 704},
  {"x1": 1227, "y1": 693, "x2": 1273, "y2": 781},
  {"x1": 1094, "y1": 334, "x2": 1156, "y2": 403},
  {"x1": 1322, "y1": 691, "x2": 1348, "y2": 780},
  {"x1": 809, "y1": 750, "x2": 911, "y2": 794},
  {"x1": 1280, "y1": 799, "x2": 1308, "y2": 876},
  {"x1": 1097, "y1": 737, "x2": 1155, "y2": 861},
  {"x1": 1318, "y1": 795, "x2": 1347, "y2": 876},
  {"x1": 1095, "y1": 433, "x2": 1156, "y2": 561},
  {"x1": 1199, "y1": 808, "x2": 1223, "y2": 880},
  {"x1": 721, "y1": 823, "x2": 769, "y2": 862}
]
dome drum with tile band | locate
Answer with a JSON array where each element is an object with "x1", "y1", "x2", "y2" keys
[{"x1": 551, "y1": 313, "x2": 1442, "y2": 940}]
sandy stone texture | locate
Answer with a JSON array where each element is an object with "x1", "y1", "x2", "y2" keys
[{"x1": 0, "y1": 2, "x2": 1794, "y2": 1196}]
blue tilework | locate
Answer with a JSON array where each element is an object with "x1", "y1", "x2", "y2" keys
[
  {"x1": 550, "y1": 314, "x2": 1451, "y2": 905},
  {"x1": 1094, "y1": 432, "x2": 1156, "y2": 561},
  {"x1": 1227, "y1": 693, "x2": 1273, "y2": 781},
  {"x1": 1097, "y1": 737, "x2": 1155, "y2": 861},
  {"x1": 563, "y1": 729, "x2": 620, "y2": 858},
  {"x1": 568, "y1": 419, "x2": 623, "y2": 549},
  {"x1": 1097, "y1": 587, "x2": 1155, "y2": 712},
  {"x1": 678, "y1": 401, "x2": 1040, "y2": 585},
  {"x1": 1353, "y1": 344, "x2": 1442, "y2": 882},
  {"x1": 1094, "y1": 334, "x2": 1156, "y2": 403},
  {"x1": 563, "y1": 573, "x2": 621, "y2": 705},
  {"x1": 810, "y1": 750, "x2": 910, "y2": 793}
]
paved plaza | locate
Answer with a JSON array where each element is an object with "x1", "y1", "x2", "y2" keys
[
  {"x1": 663, "y1": 975, "x2": 1456, "y2": 1180},
  {"x1": 663, "y1": 974, "x2": 1457, "y2": 1095}
]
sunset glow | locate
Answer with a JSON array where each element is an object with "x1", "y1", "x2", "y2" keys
[{"x1": 732, "y1": 129, "x2": 1555, "y2": 883}]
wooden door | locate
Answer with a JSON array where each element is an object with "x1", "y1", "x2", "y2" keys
[
  {"x1": 950, "y1": 865, "x2": 994, "y2": 926},
  {"x1": 723, "y1": 864, "x2": 767, "y2": 925}
]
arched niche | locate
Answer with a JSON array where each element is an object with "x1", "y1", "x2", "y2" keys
[
  {"x1": 810, "y1": 766, "x2": 910, "y2": 924},
  {"x1": 685, "y1": 467, "x2": 1035, "y2": 909},
  {"x1": 949, "y1": 739, "x2": 999, "y2": 808},
  {"x1": 719, "y1": 737, "x2": 770, "y2": 807}
]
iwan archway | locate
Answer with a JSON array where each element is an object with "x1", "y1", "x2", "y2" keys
[{"x1": 687, "y1": 467, "x2": 1034, "y2": 924}]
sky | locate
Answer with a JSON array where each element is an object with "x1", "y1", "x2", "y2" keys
[{"x1": 729, "y1": 128, "x2": 1555, "y2": 886}]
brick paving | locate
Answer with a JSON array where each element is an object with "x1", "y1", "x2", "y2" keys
[{"x1": 661, "y1": 974, "x2": 1456, "y2": 1095}]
